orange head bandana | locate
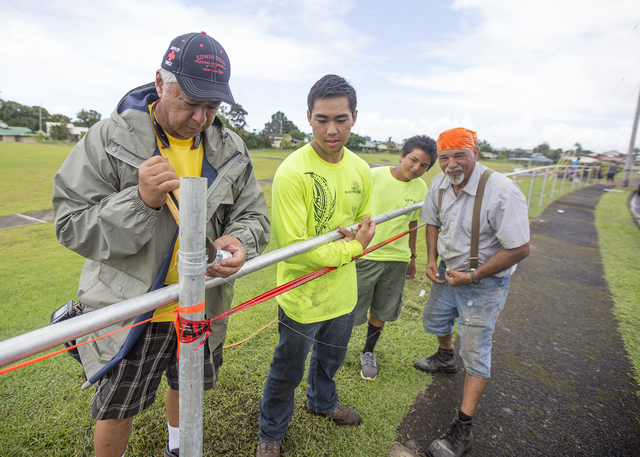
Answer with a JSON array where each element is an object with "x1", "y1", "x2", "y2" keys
[{"x1": 437, "y1": 127, "x2": 478, "y2": 152}]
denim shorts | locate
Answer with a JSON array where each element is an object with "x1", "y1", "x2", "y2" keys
[{"x1": 422, "y1": 262, "x2": 510, "y2": 378}]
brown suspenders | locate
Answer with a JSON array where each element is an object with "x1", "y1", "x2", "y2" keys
[{"x1": 438, "y1": 168, "x2": 494, "y2": 271}]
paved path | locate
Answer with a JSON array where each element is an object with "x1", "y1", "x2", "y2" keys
[
  {"x1": 395, "y1": 183, "x2": 640, "y2": 456},
  {"x1": 0, "y1": 209, "x2": 55, "y2": 230}
]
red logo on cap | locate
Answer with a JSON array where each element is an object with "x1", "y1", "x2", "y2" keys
[
  {"x1": 194, "y1": 54, "x2": 227, "y2": 75},
  {"x1": 167, "y1": 51, "x2": 175, "y2": 61}
]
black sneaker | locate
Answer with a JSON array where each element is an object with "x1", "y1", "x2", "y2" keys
[
  {"x1": 164, "y1": 444, "x2": 179, "y2": 457},
  {"x1": 414, "y1": 348, "x2": 457, "y2": 373},
  {"x1": 427, "y1": 414, "x2": 473, "y2": 457}
]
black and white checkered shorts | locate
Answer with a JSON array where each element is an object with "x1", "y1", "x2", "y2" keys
[{"x1": 92, "y1": 322, "x2": 221, "y2": 420}]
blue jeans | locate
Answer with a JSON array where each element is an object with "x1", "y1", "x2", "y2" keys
[
  {"x1": 258, "y1": 306, "x2": 356, "y2": 442},
  {"x1": 422, "y1": 261, "x2": 510, "y2": 378}
]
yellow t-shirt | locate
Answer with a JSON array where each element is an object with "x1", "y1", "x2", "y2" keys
[
  {"x1": 148, "y1": 103, "x2": 204, "y2": 321},
  {"x1": 272, "y1": 143, "x2": 372, "y2": 323},
  {"x1": 365, "y1": 167, "x2": 428, "y2": 262}
]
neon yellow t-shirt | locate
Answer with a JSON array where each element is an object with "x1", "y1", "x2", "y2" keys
[
  {"x1": 365, "y1": 166, "x2": 428, "y2": 262},
  {"x1": 148, "y1": 103, "x2": 204, "y2": 321},
  {"x1": 272, "y1": 143, "x2": 372, "y2": 323}
]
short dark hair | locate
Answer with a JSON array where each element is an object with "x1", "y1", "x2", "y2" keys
[
  {"x1": 401, "y1": 135, "x2": 438, "y2": 171},
  {"x1": 307, "y1": 74, "x2": 357, "y2": 114}
]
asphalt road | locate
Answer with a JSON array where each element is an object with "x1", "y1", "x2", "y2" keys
[{"x1": 395, "y1": 183, "x2": 640, "y2": 456}]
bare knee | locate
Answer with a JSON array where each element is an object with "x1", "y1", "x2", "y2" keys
[{"x1": 94, "y1": 417, "x2": 133, "y2": 457}]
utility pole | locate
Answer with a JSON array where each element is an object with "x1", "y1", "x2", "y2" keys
[{"x1": 622, "y1": 85, "x2": 640, "y2": 187}]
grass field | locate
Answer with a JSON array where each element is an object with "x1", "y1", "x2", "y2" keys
[
  {"x1": 595, "y1": 188, "x2": 640, "y2": 387},
  {"x1": 0, "y1": 142, "x2": 592, "y2": 219},
  {"x1": 0, "y1": 142, "x2": 636, "y2": 456}
]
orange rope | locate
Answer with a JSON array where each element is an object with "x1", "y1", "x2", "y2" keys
[
  {"x1": 224, "y1": 317, "x2": 278, "y2": 349},
  {"x1": 0, "y1": 308, "x2": 176, "y2": 376}
]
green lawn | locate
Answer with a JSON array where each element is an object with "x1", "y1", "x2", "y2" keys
[
  {"x1": 0, "y1": 142, "x2": 636, "y2": 456},
  {"x1": 595, "y1": 188, "x2": 640, "y2": 387},
  {"x1": 0, "y1": 142, "x2": 74, "y2": 217}
]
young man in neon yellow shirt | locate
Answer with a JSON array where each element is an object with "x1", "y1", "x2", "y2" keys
[
  {"x1": 256, "y1": 75, "x2": 375, "y2": 457},
  {"x1": 354, "y1": 135, "x2": 437, "y2": 380}
]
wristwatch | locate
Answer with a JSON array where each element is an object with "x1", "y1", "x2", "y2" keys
[
  {"x1": 410, "y1": 252, "x2": 418, "y2": 259},
  {"x1": 469, "y1": 270, "x2": 481, "y2": 285}
]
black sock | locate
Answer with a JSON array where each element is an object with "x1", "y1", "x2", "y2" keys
[
  {"x1": 459, "y1": 410, "x2": 472, "y2": 422},
  {"x1": 438, "y1": 347, "x2": 455, "y2": 360},
  {"x1": 363, "y1": 322, "x2": 383, "y2": 354}
]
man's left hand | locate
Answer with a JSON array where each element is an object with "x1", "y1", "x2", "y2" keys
[
  {"x1": 444, "y1": 268, "x2": 474, "y2": 287},
  {"x1": 205, "y1": 236, "x2": 246, "y2": 278}
]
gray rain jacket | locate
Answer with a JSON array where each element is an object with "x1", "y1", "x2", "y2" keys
[{"x1": 53, "y1": 83, "x2": 270, "y2": 381}]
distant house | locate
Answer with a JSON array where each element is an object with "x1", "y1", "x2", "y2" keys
[
  {"x1": 265, "y1": 133, "x2": 283, "y2": 148},
  {"x1": 480, "y1": 151, "x2": 497, "y2": 159},
  {"x1": 266, "y1": 132, "x2": 300, "y2": 148},
  {"x1": 599, "y1": 150, "x2": 623, "y2": 158},
  {"x1": 594, "y1": 155, "x2": 625, "y2": 164},
  {"x1": 359, "y1": 140, "x2": 376, "y2": 152},
  {"x1": 0, "y1": 121, "x2": 37, "y2": 143},
  {"x1": 45, "y1": 122, "x2": 89, "y2": 141}
]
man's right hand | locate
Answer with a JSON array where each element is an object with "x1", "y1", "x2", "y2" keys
[
  {"x1": 138, "y1": 156, "x2": 180, "y2": 209},
  {"x1": 425, "y1": 260, "x2": 445, "y2": 284},
  {"x1": 338, "y1": 216, "x2": 375, "y2": 250},
  {"x1": 354, "y1": 216, "x2": 375, "y2": 250}
]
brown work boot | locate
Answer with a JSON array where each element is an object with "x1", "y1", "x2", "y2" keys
[
  {"x1": 256, "y1": 440, "x2": 280, "y2": 457},
  {"x1": 306, "y1": 401, "x2": 362, "y2": 425}
]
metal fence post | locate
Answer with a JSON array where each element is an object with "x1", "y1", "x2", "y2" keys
[
  {"x1": 550, "y1": 166, "x2": 558, "y2": 199},
  {"x1": 538, "y1": 166, "x2": 548, "y2": 206},
  {"x1": 178, "y1": 177, "x2": 207, "y2": 457},
  {"x1": 527, "y1": 168, "x2": 536, "y2": 210}
]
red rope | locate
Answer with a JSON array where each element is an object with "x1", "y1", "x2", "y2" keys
[{"x1": 0, "y1": 221, "x2": 426, "y2": 375}]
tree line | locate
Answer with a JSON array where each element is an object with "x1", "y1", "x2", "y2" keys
[
  {"x1": 0, "y1": 98, "x2": 102, "y2": 140},
  {"x1": 1, "y1": 98, "x2": 593, "y2": 159}
]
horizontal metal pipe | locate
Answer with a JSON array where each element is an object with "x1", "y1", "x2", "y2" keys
[
  {"x1": 0, "y1": 202, "x2": 422, "y2": 368},
  {"x1": 1, "y1": 161, "x2": 602, "y2": 368}
]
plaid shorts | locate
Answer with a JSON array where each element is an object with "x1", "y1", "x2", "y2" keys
[{"x1": 92, "y1": 322, "x2": 221, "y2": 420}]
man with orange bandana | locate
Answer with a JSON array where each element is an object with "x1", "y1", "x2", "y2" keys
[{"x1": 414, "y1": 127, "x2": 530, "y2": 457}]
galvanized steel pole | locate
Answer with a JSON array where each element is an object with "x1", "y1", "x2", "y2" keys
[
  {"x1": 622, "y1": 86, "x2": 640, "y2": 187},
  {"x1": 539, "y1": 166, "x2": 548, "y2": 206},
  {"x1": 177, "y1": 177, "x2": 207, "y2": 457},
  {"x1": 527, "y1": 169, "x2": 536, "y2": 210}
]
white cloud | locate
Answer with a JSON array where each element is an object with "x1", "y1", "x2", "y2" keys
[{"x1": 1, "y1": 0, "x2": 639, "y2": 153}]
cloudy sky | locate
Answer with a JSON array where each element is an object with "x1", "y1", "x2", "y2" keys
[{"x1": 2, "y1": 0, "x2": 640, "y2": 153}]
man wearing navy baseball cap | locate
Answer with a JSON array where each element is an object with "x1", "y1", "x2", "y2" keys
[{"x1": 53, "y1": 32, "x2": 270, "y2": 457}]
